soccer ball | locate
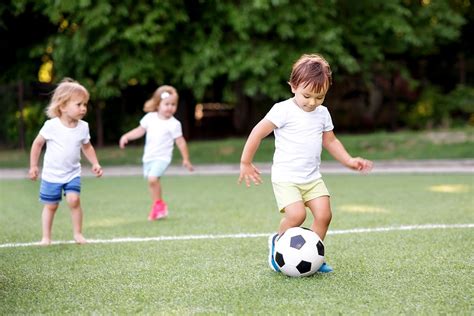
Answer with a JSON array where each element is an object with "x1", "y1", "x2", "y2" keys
[{"x1": 274, "y1": 227, "x2": 325, "y2": 277}]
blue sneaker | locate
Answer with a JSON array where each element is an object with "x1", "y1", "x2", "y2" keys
[
  {"x1": 317, "y1": 262, "x2": 334, "y2": 273},
  {"x1": 267, "y1": 233, "x2": 280, "y2": 272}
]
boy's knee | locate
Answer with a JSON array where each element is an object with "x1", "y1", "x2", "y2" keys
[
  {"x1": 319, "y1": 210, "x2": 332, "y2": 224},
  {"x1": 285, "y1": 209, "x2": 306, "y2": 225}
]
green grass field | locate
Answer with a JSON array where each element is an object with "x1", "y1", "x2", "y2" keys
[{"x1": 0, "y1": 173, "x2": 472, "y2": 314}]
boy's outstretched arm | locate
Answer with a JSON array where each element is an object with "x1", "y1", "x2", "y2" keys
[
  {"x1": 29, "y1": 134, "x2": 46, "y2": 180},
  {"x1": 119, "y1": 126, "x2": 146, "y2": 149},
  {"x1": 238, "y1": 119, "x2": 276, "y2": 187},
  {"x1": 82, "y1": 142, "x2": 103, "y2": 177},
  {"x1": 322, "y1": 131, "x2": 373, "y2": 173},
  {"x1": 175, "y1": 136, "x2": 194, "y2": 171}
]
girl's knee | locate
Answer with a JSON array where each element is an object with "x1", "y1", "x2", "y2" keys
[
  {"x1": 147, "y1": 176, "x2": 160, "y2": 185},
  {"x1": 66, "y1": 194, "x2": 81, "y2": 207},
  {"x1": 44, "y1": 203, "x2": 59, "y2": 212}
]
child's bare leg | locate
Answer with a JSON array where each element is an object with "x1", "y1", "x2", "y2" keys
[
  {"x1": 41, "y1": 203, "x2": 58, "y2": 245},
  {"x1": 306, "y1": 196, "x2": 332, "y2": 240},
  {"x1": 278, "y1": 201, "x2": 306, "y2": 235},
  {"x1": 148, "y1": 176, "x2": 162, "y2": 201},
  {"x1": 66, "y1": 193, "x2": 86, "y2": 244}
]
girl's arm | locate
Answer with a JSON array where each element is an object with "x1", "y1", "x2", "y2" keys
[
  {"x1": 322, "y1": 131, "x2": 373, "y2": 173},
  {"x1": 238, "y1": 119, "x2": 276, "y2": 187},
  {"x1": 175, "y1": 136, "x2": 194, "y2": 171},
  {"x1": 119, "y1": 126, "x2": 146, "y2": 149},
  {"x1": 29, "y1": 134, "x2": 46, "y2": 180},
  {"x1": 82, "y1": 142, "x2": 103, "y2": 177}
]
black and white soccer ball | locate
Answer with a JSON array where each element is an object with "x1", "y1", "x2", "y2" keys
[{"x1": 274, "y1": 227, "x2": 325, "y2": 277}]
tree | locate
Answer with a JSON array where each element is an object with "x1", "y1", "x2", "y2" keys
[
  {"x1": 13, "y1": 0, "x2": 188, "y2": 146},
  {"x1": 1, "y1": 0, "x2": 469, "y2": 147},
  {"x1": 0, "y1": 1, "x2": 56, "y2": 148}
]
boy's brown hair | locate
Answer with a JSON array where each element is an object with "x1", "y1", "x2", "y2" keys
[{"x1": 289, "y1": 54, "x2": 332, "y2": 93}]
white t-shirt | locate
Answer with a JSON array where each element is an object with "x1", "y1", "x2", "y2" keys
[
  {"x1": 264, "y1": 98, "x2": 334, "y2": 183},
  {"x1": 39, "y1": 117, "x2": 91, "y2": 183},
  {"x1": 140, "y1": 112, "x2": 183, "y2": 163}
]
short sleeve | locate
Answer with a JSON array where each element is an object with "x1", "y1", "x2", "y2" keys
[
  {"x1": 323, "y1": 107, "x2": 334, "y2": 132},
  {"x1": 81, "y1": 121, "x2": 91, "y2": 144},
  {"x1": 171, "y1": 120, "x2": 183, "y2": 139},
  {"x1": 39, "y1": 120, "x2": 53, "y2": 140},
  {"x1": 264, "y1": 102, "x2": 287, "y2": 128},
  {"x1": 139, "y1": 113, "x2": 150, "y2": 129}
]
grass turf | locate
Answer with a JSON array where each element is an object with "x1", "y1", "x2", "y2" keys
[
  {"x1": 0, "y1": 127, "x2": 473, "y2": 168},
  {"x1": 0, "y1": 174, "x2": 473, "y2": 314}
]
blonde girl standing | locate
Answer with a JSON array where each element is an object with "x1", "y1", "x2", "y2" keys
[{"x1": 29, "y1": 78, "x2": 103, "y2": 245}]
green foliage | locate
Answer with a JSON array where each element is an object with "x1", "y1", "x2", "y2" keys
[
  {"x1": 31, "y1": 0, "x2": 188, "y2": 99},
  {"x1": 445, "y1": 85, "x2": 474, "y2": 123},
  {"x1": 401, "y1": 85, "x2": 474, "y2": 129},
  {"x1": 0, "y1": 0, "x2": 470, "y2": 147},
  {"x1": 176, "y1": 0, "x2": 354, "y2": 100},
  {"x1": 5, "y1": 101, "x2": 46, "y2": 147},
  {"x1": 12, "y1": 0, "x2": 465, "y2": 102}
]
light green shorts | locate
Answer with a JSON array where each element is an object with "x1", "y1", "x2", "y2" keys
[{"x1": 272, "y1": 179, "x2": 330, "y2": 212}]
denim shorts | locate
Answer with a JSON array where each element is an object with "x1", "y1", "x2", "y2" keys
[
  {"x1": 39, "y1": 177, "x2": 81, "y2": 204},
  {"x1": 143, "y1": 160, "x2": 170, "y2": 178}
]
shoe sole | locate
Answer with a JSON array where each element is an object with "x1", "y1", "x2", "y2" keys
[
  {"x1": 317, "y1": 263, "x2": 334, "y2": 273},
  {"x1": 156, "y1": 209, "x2": 169, "y2": 220},
  {"x1": 267, "y1": 234, "x2": 280, "y2": 272}
]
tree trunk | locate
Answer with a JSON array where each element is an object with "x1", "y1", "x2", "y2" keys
[
  {"x1": 95, "y1": 102, "x2": 104, "y2": 147},
  {"x1": 178, "y1": 89, "x2": 196, "y2": 140},
  {"x1": 388, "y1": 73, "x2": 398, "y2": 131},
  {"x1": 232, "y1": 81, "x2": 250, "y2": 135},
  {"x1": 458, "y1": 52, "x2": 465, "y2": 85},
  {"x1": 17, "y1": 80, "x2": 25, "y2": 150}
]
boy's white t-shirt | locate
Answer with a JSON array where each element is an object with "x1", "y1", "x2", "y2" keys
[
  {"x1": 39, "y1": 117, "x2": 91, "y2": 183},
  {"x1": 140, "y1": 112, "x2": 183, "y2": 163},
  {"x1": 264, "y1": 98, "x2": 334, "y2": 184}
]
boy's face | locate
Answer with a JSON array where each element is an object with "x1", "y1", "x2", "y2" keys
[{"x1": 291, "y1": 84, "x2": 327, "y2": 112}]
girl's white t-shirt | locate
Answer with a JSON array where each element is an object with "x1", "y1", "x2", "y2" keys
[
  {"x1": 140, "y1": 112, "x2": 183, "y2": 163},
  {"x1": 39, "y1": 117, "x2": 90, "y2": 183},
  {"x1": 264, "y1": 98, "x2": 334, "y2": 183}
]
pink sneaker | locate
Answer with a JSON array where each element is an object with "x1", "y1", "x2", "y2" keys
[
  {"x1": 147, "y1": 200, "x2": 162, "y2": 221},
  {"x1": 156, "y1": 201, "x2": 168, "y2": 219}
]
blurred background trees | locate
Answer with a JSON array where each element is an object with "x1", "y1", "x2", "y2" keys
[{"x1": 0, "y1": 0, "x2": 472, "y2": 148}]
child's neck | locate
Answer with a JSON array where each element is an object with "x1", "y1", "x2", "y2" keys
[
  {"x1": 157, "y1": 112, "x2": 171, "y2": 120},
  {"x1": 59, "y1": 115, "x2": 79, "y2": 128}
]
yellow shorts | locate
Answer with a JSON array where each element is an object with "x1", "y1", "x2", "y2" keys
[{"x1": 272, "y1": 179, "x2": 330, "y2": 212}]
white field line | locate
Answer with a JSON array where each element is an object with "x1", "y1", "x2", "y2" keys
[{"x1": 1, "y1": 223, "x2": 473, "y2": 249}]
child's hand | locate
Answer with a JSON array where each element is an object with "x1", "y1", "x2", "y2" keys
[
  {"x1": 119, "y1": 136, "x2": 128, "y2": 149},
  {"x1": 28, "y1": 166, "x2": 39, "y2": 181},
  {"x1": 183, "y1": 160, "x2": 194, "y2": 172},
  {"x1": 92, "y1": 164, "x2": 103, "y2": 177},
  {"x1": 238, "y1": 162, "x2": 262, "y2": 187},
  {"x1": 348, "y1": 157, "x2": 373, "y2": 173}
]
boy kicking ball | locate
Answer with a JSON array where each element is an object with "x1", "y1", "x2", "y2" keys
[{"x1": 238, "y1": 54, "x2": 373, "y2": 273}]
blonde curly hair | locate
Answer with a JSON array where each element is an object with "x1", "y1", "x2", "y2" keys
[
  {"x1": 46, "y1": 78, "x2": 89, "y2": 118},
  {"x1": 143, "y1": 85, "x2": 178, "y2": 112}
]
